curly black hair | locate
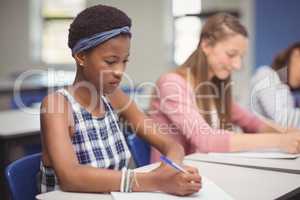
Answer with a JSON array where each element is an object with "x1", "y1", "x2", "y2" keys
[{"x1": 68, "y1": 4, "x2": 132, "y2": 50}]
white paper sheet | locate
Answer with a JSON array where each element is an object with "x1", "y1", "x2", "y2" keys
[
  {"x1": 111, "y1": 177, "x2": 233, "y2": 200},
  {"x1": 209, "y1": 150, "x2": 300, "y2": 159}
]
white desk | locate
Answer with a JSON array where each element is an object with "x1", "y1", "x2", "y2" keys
[
  {"x1": 185, "y1": 160, "x2": 300, "y2": 200},
  {"x1": 0, "y1": 108, "x2": 40, "y2": 139},
  {"x1": 36, "y1": 158, "x2": 300, "y2": 200},
  {"x1": 185, "y1": 153, "x2": 300, "y2": 174},
  {"x1": 0, "y1": 108, "x2": 41, "y2": 200}
]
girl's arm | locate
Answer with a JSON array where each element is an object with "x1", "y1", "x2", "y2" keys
[
  {"x1": 108, "y1": 89, "x2": 185, "y2": 163},
  {"x1": 41, "y1": 93, "x2": 200, "y2": 194},
  {"x1": 256, "y1": 117, "x2": 300, "y2": 133},
  {"x1": 229, "y1": 104, "x2": 300, "y2": 152},
  {"x1": 41, "y1": 93, "x2": 124, "y2": 192},
  {"x1": 230, "y1": 133, "x2": 300, "y2": 153},
  {"x1": 41, "y1": 93, "x2": 158, "y2": 192},
  {"x1": 149, "y1": 74, "x2": 300, "y2": 154},
  {"x1": 231, "y1": 103, "x2": 300, "y2": 134}
]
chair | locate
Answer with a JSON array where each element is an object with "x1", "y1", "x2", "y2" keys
[
  {"x1": 126, "y1": 134, "x2": 150, "y2": 167},
  {"x1": 5, "y1": 153, "x2": 41, "y2": 200},
  {"x1": 10, "y1": 90, "x2": 47, "y2": 109}
]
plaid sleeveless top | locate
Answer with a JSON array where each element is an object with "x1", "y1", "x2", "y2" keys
[{"x1": 40, "y1": 88, "x2": 131, "y2": 193}]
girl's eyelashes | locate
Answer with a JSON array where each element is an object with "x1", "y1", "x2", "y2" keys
[
  {"x1": 105, "y1": 60, "x2": 117, "y2": 65},
  {"x1": 226, "y1": 51, "x2": 237, "y2": 58},
  {"x1": 104, "y1": 60, "x2": 129, "y2": 65}
]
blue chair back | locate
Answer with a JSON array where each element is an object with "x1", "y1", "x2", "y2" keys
[
  {"x1": 10, "y1": 90, "x2": 47, "y2": 109},
  {"x1": 5, "y1": 153, "x2": 41, "y2": 200},
  {"x1": 126, "y1": 134, "x2": 150, "y2": 167}
]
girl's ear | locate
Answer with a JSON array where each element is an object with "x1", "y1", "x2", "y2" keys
[
  {"x1": 200, "y1": 39, "x2": 212, "y2": 56},
  {"x1": 74, "y1": 52, "x2": 86, "y2": 67}
]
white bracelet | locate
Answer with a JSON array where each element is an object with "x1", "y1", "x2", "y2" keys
[
  {"x1": 120, "y1": 168, "x2": 126, "y2": 192},
  {"x1": 125, "y1": 169, "x2": 131, "y2": 192},
  {"x1": 133, "y1": 171, "x2": 140, "y2": 188},
  {"x1": 128, "y1": 170, "x2": 135, "y2": 192}
]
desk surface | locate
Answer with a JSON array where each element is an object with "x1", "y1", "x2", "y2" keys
[
  {"x1": 185, "y1": 153, "x2": 300, "y2": 174},
  {"x1": 36, "y1": 158, "x2": 300, "y2": 200},
  {"x1": 0, "y1": 108, "x2": 40, "y2": 138},
  {"x1": 185, "y1": 160, "x2": 300, "y2": 200},
  {"x1": 0, "y1": 70, "x2": 75, "y2": 94}
]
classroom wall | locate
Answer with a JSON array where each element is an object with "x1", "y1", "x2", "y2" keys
[
  {"x1": 255, "y1": 0, "x2": 300, "y2": 68},
  {"x1": 0, "y1": 0, "x2": 173, "y2": 86},
  {"x1": 0, "y1": 0, "x2": 32, "y2": 77},
  {"x1": 86, "y1": 0, "x2": 173, "y2": 85},
  {"x1": 0, "y1": 0, "x2": 256, "y2": 106}
]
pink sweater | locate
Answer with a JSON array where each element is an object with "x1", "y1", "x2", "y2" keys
[{"x1": 149, "y1": 73, "x2": 264, "y2": 162}]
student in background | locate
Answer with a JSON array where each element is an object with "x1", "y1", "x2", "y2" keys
[
  {"x1": 40, "y1": 4, "x2": 201, "y2": 195},
  {"x1": 148, "y1": 13, "x2": 300, "y2": 162},
  {"x1": 250, "y1": 42, "x2": 300, "y2": 128}
]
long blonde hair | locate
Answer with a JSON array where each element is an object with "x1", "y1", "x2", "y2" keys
[{"x1": 181, "y1": 13, "x2": 248, "y2": 129}]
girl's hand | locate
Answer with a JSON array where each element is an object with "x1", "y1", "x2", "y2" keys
[
  {"x1": 153, "y1": 164, "x2": 201, "y2": 196},
  {"x1": 278, "y1": 133, "x2": 300, "y2": 154}
]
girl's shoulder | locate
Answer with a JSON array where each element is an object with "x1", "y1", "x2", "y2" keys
[
  {"x1": 251, "y1": 66, "x2": 282, "y2": 87},
  {"x1": 41, "y1": 91, "x2": 69, "y2": 111},
  {"x1": 40, "y1": 89, "x2": 74, "y2": 124},
  {"x1": 157, "y1": 71, "x2": 187, "y2": 87},
  {"x1": 252, "y1": 66, "x2": 280, "y2": 81},
  {"x1": 155, "y1": 71, "x2": 195, "y2": 98}
]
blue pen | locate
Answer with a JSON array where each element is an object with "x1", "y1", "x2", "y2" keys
[{"x1": 160, "y1": 155, "x2": 188, "y2": 174}]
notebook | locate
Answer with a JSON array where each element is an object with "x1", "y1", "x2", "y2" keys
[
  {"x1": 185, "y1": 152, "x2": 300, "y2": 174},
  {"x1": 209, "y1": 151, "x2": 300, "y2": 159},
  {"x1": 111, "y1": 176, "x2": 233, "y2": 200}
]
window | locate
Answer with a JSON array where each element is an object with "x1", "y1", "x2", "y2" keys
[
  {"x1": 173, "y1": 0, "x2": 202, "y2": 65},
  {"x1": 41, "y1": 0, "x2": 85, "y2": 64}
]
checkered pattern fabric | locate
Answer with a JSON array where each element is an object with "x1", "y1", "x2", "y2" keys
[{"x1": 40, "y1": 88, "x2": 131, "y2": 193}]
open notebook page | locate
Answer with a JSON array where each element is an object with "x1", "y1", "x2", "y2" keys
[
  {"x1": 111, "y1": 176, "x2": 233, "y2": 200},
  {"x1": 209, "y1": 149, "x2": 300, "y2": 159}
]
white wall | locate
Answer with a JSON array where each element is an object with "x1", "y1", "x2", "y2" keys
[
  {"x1": 239, "y1": 0, "x2": 255, "y2": 106},
  {"x1": 0, "y1": 0, "x2": 173, "y2": 85},
  {"x1": 87, "y1": 0, "x2": 173, "y2": 85},
  {"x1": 0, "y1": 0, "x2": 31, "y2": 77},
  {"x1": 0, "y1": 0, "x2": 255, "y2": 105}
]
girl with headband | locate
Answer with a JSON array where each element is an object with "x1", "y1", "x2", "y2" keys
[{"x1": 39, "y1": 4, "x2": 201, "y2": 195}]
